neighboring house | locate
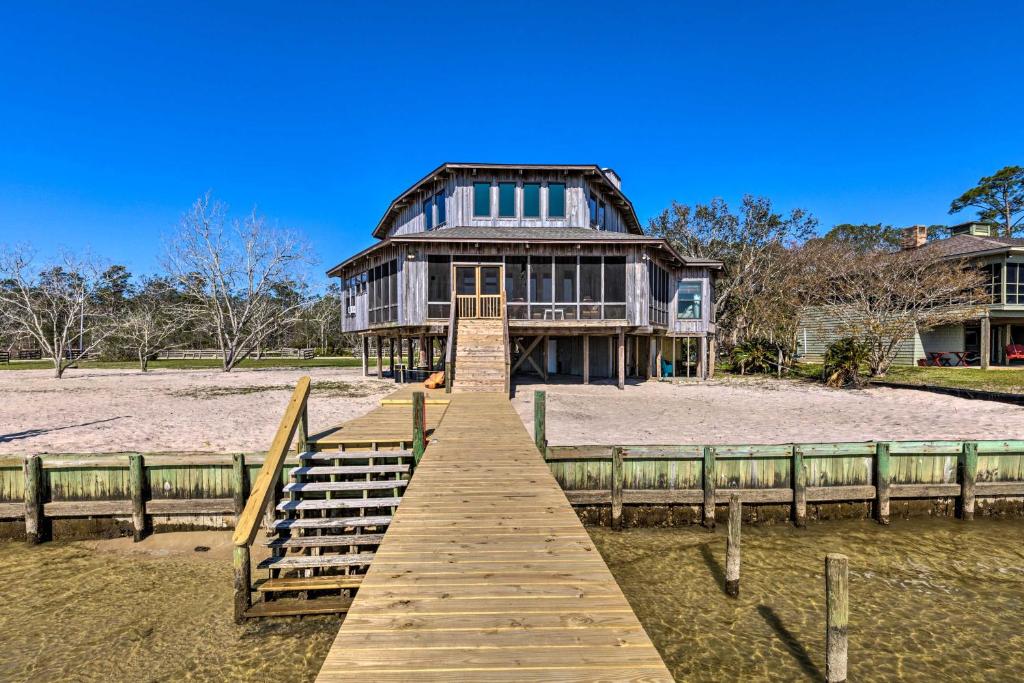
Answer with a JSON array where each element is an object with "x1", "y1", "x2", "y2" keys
[
  {"x1": 328, "y1": 163, "x2": 722, "y2": 391},
  {"x1": 798, "y1": 221, "x2": 1024, "y2": 367}
]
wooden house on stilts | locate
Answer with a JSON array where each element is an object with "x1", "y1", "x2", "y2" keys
[{"x1": 329, "y1": 163, "x2": 722, "y2": 391}]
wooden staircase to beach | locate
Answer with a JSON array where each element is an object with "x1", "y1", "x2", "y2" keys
[
  {"x1": 452, "y1": 317, "x2": 508, "y2": 393},
  {"x1": 231, "y1": 377, "x2": 414, "y2": 621}
]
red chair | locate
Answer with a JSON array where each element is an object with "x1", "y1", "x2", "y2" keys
[{"x1": 1007, "y1": 344, "x2": 1024, "y2": 362}]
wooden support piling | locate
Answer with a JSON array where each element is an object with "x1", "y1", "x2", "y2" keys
[
  {"x1": 725, "y1": 494, "x2": 741, "y2": 597},
  {"x1": 534, "y1": 390, "x2": 546, "y2": 454},
  {"x1": 129, "y1": 454, "x2": 147, "y2": 542},
  {"x1": 233, "y1": 544, "x2": 252, "y2": 624},
  {"x1": 702, "y1": 446, "x2": 716, "y2": 529},
  {"x1": 361, "y1": 336, "x2": 369, "y2": 377},
  {"x1": 959, "y1": 441, "x2": 978, "y2": 520},
  {"x1": 24, "y1": 455, "x2": 46, "y2": 544},
  {"x1": 792, "y1": 445, "x2": 807, "y2": 527},
  {"x1": 375, "y1": 335, "x2": 383, "y2": 378},
  {"x1": 232, "y1": 453, "x2": 247, "y2": 520},
  {"x1": 980, "y1": 317, "x2": 991, "y2": 369},
  {"x1": 875, "y1": 442, "x2": 890, "y2": 525},
  {"x1": 611, "y1": 446, "x2": 624, "y2": 530},
  {"x1": 412, "y1": 391, "x2": 426, "y2": 465},
  {"x1": 388, "y1": 338, "x2": 395, "y2": 375},
  {"x1": 825, "y1": 553, "x2": 849, "y2": 683}
]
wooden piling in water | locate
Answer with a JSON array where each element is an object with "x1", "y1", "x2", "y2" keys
[
  {"x1": 611, "y1": 446, "x2": 624, "y2": 530},
  {"x1": 412, "y1": 391, "x2": 426, "y2": 464},
  {"x1": 792, "y1": 445, "x2": 806, "y2": 528},
  {"x1": 129, "y1": 454, "x2": 147, "y2": 542},
  {"x1": 825, "y1": 553, "x2": 849, "y2": 683},
  {"x1": 874, "y1": 442, "x2": 890, "y2": 525},
  {"x1": 24, "y1": 455, "x2": 46, "y2": 544},
  {"x1": 959, "y1": 441, "x2": 978, "y2": 520},
  {"x1": 232, "y1": 453, "x2": 247, "y2": 520},
  {"x1": 725, "y1": 494, "x2": 741, "y2": 597},
  {"x1": 534, "y1": 390, "x2": 546, "y2": 454},
  {"x1": 233, "y1": 544, "x2": 251, "y2": 624},
  {"x1": 702, "y1": 446, "x2": 716, "y2": 529}
]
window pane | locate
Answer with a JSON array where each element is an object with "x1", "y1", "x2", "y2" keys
[
  {"x1": 428, "y1": 255, "x2": 450, "y2": 302},
  {"x1": 580, "y1": 256, "x2": 601, "y2": 302},
  {"x1": 498, "y1": 182, "x2": 515, "y2": 217},
  {"x1": 603, "y1": 256, "x2": 626, "y2": 302},
  {"x1": 523, "y1": 183, "x2": 540, "y2": 217},
  {"x1": 473, "y1": 183, "x2": 490, "y2": 217},
  {"x1": 423, "y1": 198, "x2": 433, "y2": 231},
  {"x1": 435, "y1": 192, "x2": 446, "y2": 225},
  {"x1": 529, "y1": 257, "x2": 552, "y2": 302},
  {"x1": 678, "y1": 280, "x2": 702, "y2": 319},
  {"x1": 505, "y1": 256, "x2": 528, "y2": 303},
  {"x1": 555, "y1": 257, "x2": 577, "y2": 303},
  {"x1": 588, "y1": 195, "x2": 598, "y2": 226},
  {"x1": 598, "y1": 202, "x2": 606, "y2": 229},
  {"x1": 456, "y1": 267, "x2": 476, "y2": 295},
  {"x1": 480, "y1": 266, "x2": 500, "y2": 295},
  {"x1": 548, "y1": 183, "x2": 565, "y2": 218}
]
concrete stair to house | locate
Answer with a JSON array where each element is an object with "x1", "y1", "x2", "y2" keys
[{"x1": 454, "y1": 318, "x2": 507, "y2": 392}]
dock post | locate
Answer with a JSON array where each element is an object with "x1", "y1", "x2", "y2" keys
[
  {"x1": 412, "y1": 391, "x2": 426, "y2": 464},
  {"x1": 702, "y1": 446, "x2": 716, "y2": 529},
  {"x1": 959, "y1": 441, "x2": 978, "y2": 520},
  {"x1": 725, "y1": 494, "x2": 741, "y2": 597},
  {"x1": 232, "y1": 454, "x2": 247, "y2": 521},
  {"x1": 825, "y1": 553, "x2": 849, "y2": 683},
  {"x1": 24, "y1": 455, "x2": 47, "y2": 544},
  {"x1": 233, "y1": 544, "x2": 252, "y2": 624},
  {"x1": 296, "y1": 403, "x2": 309, "y2": 454},
  {"x1": 129, "y1": 454, "x2": 147, "y2": 542},
  {"x1": 611, "y1": 446, "x2": 624, "y2": 530},
  {"x1": 533, "y1": 390, "x2": 546, "y2": 455},
  {"x1": 792, "y1": 445, "x2": 806, "y2": 528},
  {"x1": 874, "y1": 442, "x2": 890, "y2": 525}
]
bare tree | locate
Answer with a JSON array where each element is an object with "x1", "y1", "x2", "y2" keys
[
  {"x1": 114, "y1": 278, "x2": 191, "y2": 372},
  {"x1": 165, "y1": 194, "x2": 312, "y2": 372},
  {"x1": 816, "y1": 245, "x2": 987, "y2": 377},
  {"x1": 0, "y1": 247, "x2": 115, "y2": 378}
]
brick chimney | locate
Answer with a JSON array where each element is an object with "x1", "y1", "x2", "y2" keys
[{"x1": 901, "y1": 224, "x2": 927, "y2": 249}]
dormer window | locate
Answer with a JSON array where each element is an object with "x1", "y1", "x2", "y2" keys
[
  {"x1": 498, "y1": 182, "x2": 516, "y2": 217},
  {"x1": 473, "y1": 182, "x2": 491, "y2": 217},
  {"x1": 548, "y1": 183, "x2": 565, "y2": 218},
  {"x1": 524, "y1": 183, "x2": 541, "y2": 218}
]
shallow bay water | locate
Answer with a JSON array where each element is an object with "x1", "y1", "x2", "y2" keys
[
  {"x1": 0, "y1": 540, "x2": 336, "y2": 682},
  {"x1": 589, "y1": 517, "x2": 1024, "y2": 681}
]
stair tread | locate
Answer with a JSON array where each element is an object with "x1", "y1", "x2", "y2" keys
[
  {"x1": 277, "y1": 497, "x2": 402, "y2": 512},
  {"x1": 243, "y1": 595, "x2": 353, "y2": 618},
  {"x1": 271, "y1": 515, "x2": 392, "y2": 530},
  {"x1": 265, "y1": 533, "x2": 385, "y2": 548},
  {"x1": 255, "y1": 576, "x2": 364, "y2": 592},
  {"x1": 258, "y1": 552, "x2": 375, "y2": 569},
  {"x1": 282, "y1": 480, "x2": 407, "y2": 493},
  {"x1": 289, "y1": 464, "x2": 409, "y2": 476},
  {"x1": 299, "y1": 450, "x2": 412, "y2": 461}
]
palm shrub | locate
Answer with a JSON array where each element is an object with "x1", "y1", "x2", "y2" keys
[
  {"x1": 823, "y1": 337, "x2": 871, "y2": 388},
  {"x1": 730, "y1": 338, "x2": 788, "y2": 375}
]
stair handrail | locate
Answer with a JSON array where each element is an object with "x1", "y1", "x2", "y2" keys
[
  {"x1": 232, "y1": 375, "x2": 311, "y2": 547},
  {"x1": 501, "y1": 289, "x2": 511, "y2": 396},
  {"x1": 444, "y1": 289, "x2": 457, "y2": 393}
]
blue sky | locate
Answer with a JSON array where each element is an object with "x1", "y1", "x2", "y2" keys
[{"x1": 1, "y1": 2, "x2": 1022, "y2": 282}]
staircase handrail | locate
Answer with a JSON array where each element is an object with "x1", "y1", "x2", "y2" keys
[
  {"x1": 444, "y1": 289, "x2": 457, "y2": 393},
  {"x1": 501, "y1": 290, "x2": 511, "y2": 396},
  {"x1": 232, "y1": 376, "x2": 311, "y2": 547}
]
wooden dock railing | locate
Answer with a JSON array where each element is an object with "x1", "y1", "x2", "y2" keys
[
  {"x1": 501, "y1": 290, "x2": 510, "y2": 396},
  {"x1": 231, "y1": 376, "x2": 311, "y2": 621},
  {"x1": 444, "y1": 295, "x2": 457, "y2": 393}
]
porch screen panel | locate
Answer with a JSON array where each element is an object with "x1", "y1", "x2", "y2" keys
[
  {"x1": 427, "y1": 255, "x2": 450, "y2": 319},
  {"x1": 603, "y1": 256, "x2": 626, "y2": 319},
  {"x1": 505, "y1": 257, "x2": 528, "y2": 319},
  {"x1": 579, "y1": 256, "x2": 602, "y2": 320},
  {"x1": 1007, "y1": 263, "x2": 1021, "y2": 305},
  {"x1": 555, "y1": 256, "x2": 578, "y2": 320},
  {"x1": 529, "y1": 256, "x2": 552, "y2": 320}
]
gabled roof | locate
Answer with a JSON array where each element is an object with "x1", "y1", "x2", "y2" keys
[
  {"x1": 923, "y1": 233, "x2": 1024, "y2": 259},
  {"x1": 371, "y1": 163, "x2": 643, "y2": 238},
  {"x1": 326, "y1": 228, "x2": 722, "y2": 277}
]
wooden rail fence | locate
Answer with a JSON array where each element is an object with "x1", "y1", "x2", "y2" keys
[{"x1": 546, "y1": 440, "x2": 1024, "y2": 527}]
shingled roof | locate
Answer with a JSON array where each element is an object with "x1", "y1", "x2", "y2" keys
[{"x1": 922, "y1": 233, "x2": 1024, "y2": 259}]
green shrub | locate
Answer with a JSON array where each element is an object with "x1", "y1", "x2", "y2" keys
[
  {"x1": 823, "y1": 337, "x2": 871, "y2": 387},
  {"x1": 729, "y1": 338, "x2": 789, "y2": 375}
]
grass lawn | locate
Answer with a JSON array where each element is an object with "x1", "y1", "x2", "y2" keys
[
  {"x1": 0, "y1": 356, "x2": 363, "y2": 372},
  {"x1": 878, "y1": 366, "x2": 1024, "y2": 394}
]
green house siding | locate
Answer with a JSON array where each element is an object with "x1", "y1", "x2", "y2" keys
[{"x1": 796, "y1": 306, "x2": 924, "y2": 365}]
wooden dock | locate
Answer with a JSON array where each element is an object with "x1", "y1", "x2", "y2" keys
[{"x1": 315, "y1": 391, "x2": 672, "y2": 682}]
